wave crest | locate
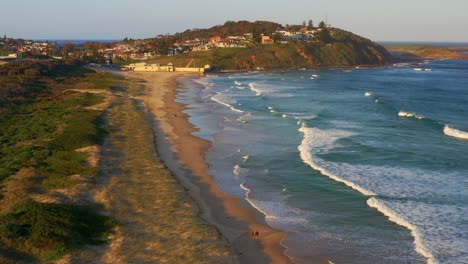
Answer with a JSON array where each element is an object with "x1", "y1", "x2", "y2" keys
[
  {"x1": 298, "y1": 125, "x2": 375, "y2": 196},
  {"x1": 398, "y1": 111, "x2": 425, "y2": 120},
  {"x1": 211, "y1": 94, "x2": 244, "y2": 113},
  {"x1": 444, "y1": 125, "x2": 468, "y2": 140}
]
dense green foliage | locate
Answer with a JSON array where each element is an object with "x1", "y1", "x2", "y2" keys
[
  {"x1": 0, "y1": 61, "x2": 120, "y2": 261},
  {"x1": 209, "y1": 44, "x2": 309, "y2": 70},
  {"x1": 0, "y1": 201, "x2": 116, "y2": 260},
  {"x1": 174, "y1": 20, "x2": 282, "y2": 41}
]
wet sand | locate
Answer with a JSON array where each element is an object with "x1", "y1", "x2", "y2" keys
[{"x1": 128, "y1": 71, "x2": 292, "y2": 263}]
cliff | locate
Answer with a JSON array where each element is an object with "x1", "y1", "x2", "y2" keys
[{"x1": 210, "y1": 28, "x2": 392, "y2": 71}]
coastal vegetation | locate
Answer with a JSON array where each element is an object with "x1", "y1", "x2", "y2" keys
[
  {"x1": 0, "y1": 61, "x2": 119, "y2": 262},
  {"x1": 145, "y1": 21, "x2": 392, "y2": 71},
  {"x1": 0, "y1": 60, "x2": 235, "y2": 263}
]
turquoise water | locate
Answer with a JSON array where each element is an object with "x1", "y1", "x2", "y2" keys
[{"x1": 177, "y1": 60, "x2": 468, "y2": 264}]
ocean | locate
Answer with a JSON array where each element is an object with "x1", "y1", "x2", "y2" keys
[{"x1": 176, "y1": 59, "x2": 468, "y2": 264}]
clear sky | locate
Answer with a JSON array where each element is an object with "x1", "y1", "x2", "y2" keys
[{"x1": 1, "y1": 0, "x2": 468, "y2": 42}]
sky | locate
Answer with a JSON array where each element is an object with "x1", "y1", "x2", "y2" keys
[{"x1": 1, "y1": 0, "x2": 468, "y2": 42}]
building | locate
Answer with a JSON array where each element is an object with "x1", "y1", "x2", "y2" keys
[
  {"x1": 209, "y1": 35, "x2": 224, "y2": 43},
  {"x1": 261, "y1": 35, "x2": 274, "y2": 44}
]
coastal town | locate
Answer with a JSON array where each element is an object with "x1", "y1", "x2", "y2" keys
[{"x1": 1, "y1": 21, "x2": 329, "y2": 66}]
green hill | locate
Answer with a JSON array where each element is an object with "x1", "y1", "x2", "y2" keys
[{"x1": 145, "y1": 21, "x2": 392, "y2": 71}]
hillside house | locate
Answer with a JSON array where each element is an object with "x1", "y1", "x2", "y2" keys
[{"x1": 261, "y1": 35, "x2": 274, "y2": 44}]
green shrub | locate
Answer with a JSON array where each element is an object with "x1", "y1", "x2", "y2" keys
[
  {"x1": 0, "y1": 201, "x2": 116, "y2": 260},
  {"x1": 39, "y1": 150, "x2": 96, "y2": 188},
  {"x1": 48, "y1": 110, "x2": 106, "y2": 151}
]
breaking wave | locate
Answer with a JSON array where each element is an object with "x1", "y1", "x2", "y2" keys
[
  {"x1": 398, "y1": 111, "x2": 425, "y2": 120},
  {"x1": 444, "y1": 125, "x2": 468, "y2": 140},
  {"x1": 211, "y1": 94, "x2": 244, "y2": 113}
]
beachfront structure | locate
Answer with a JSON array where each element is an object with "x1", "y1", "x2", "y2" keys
[{"x1": 123, "y1": 62, "x2": 207, "y2": 73}]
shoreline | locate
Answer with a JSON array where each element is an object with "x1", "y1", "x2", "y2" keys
[{"x1": 129, "y1": 71, "x2": 293, "y2": 263}]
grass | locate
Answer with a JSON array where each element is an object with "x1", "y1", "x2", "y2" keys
[
  {"x1": 0, "y1": 93, "x2": 107, "y2": 183},
  {"x1": 0, "y1": 201, "x2": 116, "y2": 261},
  {"x1": 0, "y1": 51, "x2": 11, "y2": 56},
  {"x1": 145, "y1": 51, "x2": 213, "y2": 68},
  {"x1": 0, "y1": 61, "x2": 121, "y2": 261},
  {"x1": 84, "y1": 72, "x2": 124, "y2": 89}
]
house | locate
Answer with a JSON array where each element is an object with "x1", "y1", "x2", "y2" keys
[
  {"x1": 209, "y1": 35, "x2": 224, "y2": 43},
  {"x1": 261, "y1": 35, "x2": 274, "y2": 44}
]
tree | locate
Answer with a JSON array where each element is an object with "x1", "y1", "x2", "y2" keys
[
  {"x1": 61, "y1": 43, "x2": 75, "y2": 59},
  {"x1": 319, "y1": 21, "x2": 326, "y2": 29},
  {"x1": 302, "y1": 21, "x2": 306, "y2": 28},
  {"x1": 252, "y1": 28, "x2": 262, "y2": 43},
  {"x1": 308, "y1": 20, "x2": 314, "y2": 29},
  {"x1": 272, "y1": 33, "x2": 282, "y2": 42},
  {"x1": 318, "y1": 27, "x2": 332, "y2": 43}
]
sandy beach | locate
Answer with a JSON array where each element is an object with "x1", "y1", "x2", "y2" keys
[{"x1": 127, "y1": 71, "x2": 292, "y2": 263}]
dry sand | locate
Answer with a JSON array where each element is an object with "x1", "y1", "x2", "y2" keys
[{"x1": 128, "y1": 71, "x2": 292, "y2": 264}]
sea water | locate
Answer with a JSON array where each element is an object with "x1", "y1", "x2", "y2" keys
[{"x1": 176, "y1": 60, "x2": 468, "y2": 264}]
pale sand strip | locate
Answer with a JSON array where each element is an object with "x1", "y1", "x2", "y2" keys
[{"x1": 129, "y1": 71, "x2": 292, "y2": 263}]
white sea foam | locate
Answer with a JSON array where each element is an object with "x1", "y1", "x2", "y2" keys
[
  {"x1": 240, "y1": 183, "x2": 310, "y2": 230},
  {"x1": 298, "y1": 125, "x2": 375, "y2": 196},
  {"x1": 282, "y1": 114, "x2": 289, "y2": 118},
  {"x1": 287, "y1": 112, "x2": 317, "y2": 121},
  {"x1": 311, "y1": 74, "x2": 319, "y2": 78},
  {"x1": 368, "y1": 198, "x2": 468, "y2": 264},
  {"x1": 298, "y1": 125, "x2": 467, "y2": 198},
  {"x1": 248, "y1": 83, "x2": 263, "y2": 96},
  {"x1": 398, "y1": 111, "x2": 424, "y2": 120},
  {"x1": 193, "y1": 78, "x2": 214, "y2": 90},
  {"x1": 414, "y1": 68, "x2": 423, "y2": 71},
  {"x1": 211, "y1": 94, "x2": 244, "y2": 113},
  {"x1": 444, "y1": 125, "x2": 468, "y2": 140},
  {"x1": 248, "y1": 82, "x2": 296, "y2": 98},
  {"x1": 243, "y1": 155, "x2": 250, "y2": 162},
  {"x1": 298, "y1": 124, "x2": 468, "y2": 263},
  {"x1": 367, "y1": 198, "x2": 436, "y2": 264},
  {"x1": 233, "y1": 164, "x2": 249, "y2": 176},
  {"x1": 364, "y1": 91, "x2": 373, "y2": 97},
  {"x1": 234, "y1": 80, "x2": 242, "y2": 86}
]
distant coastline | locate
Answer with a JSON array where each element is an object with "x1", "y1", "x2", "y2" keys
[
  {"x1": 32, "y1": 39, "x2": 120, "y2": 46},
  {"x1": 378, "y1": 41, "x2": 468, "y2": 47}
]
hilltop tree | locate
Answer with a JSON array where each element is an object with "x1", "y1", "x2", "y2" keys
[
  {"x1": 302, "y1": 21, "x2": 306, "y2": 28},
  {"x1": 272, "y1": 33, "x2": 282, "y2": 42},
  {"x1": 319, "y1": 21, "x2": 326, "y2": 29},
  {"x1": 252, "y1": 28, "x2": 262, "y2": 43},
  {"x1": 308, "y1": 20, "x2": 314, "y2": 29},
  {"x1": 318, "y1": 27, "x2": 332, "y2": 43}
]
